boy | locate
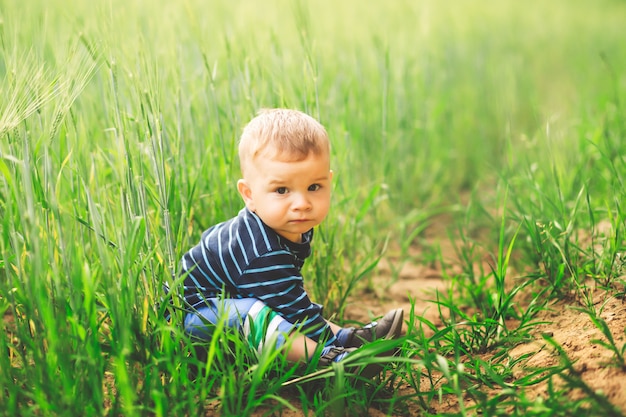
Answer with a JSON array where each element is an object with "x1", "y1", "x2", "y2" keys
[{"x1": 179, "y1": 108, "x2": 403, "y2": 376}]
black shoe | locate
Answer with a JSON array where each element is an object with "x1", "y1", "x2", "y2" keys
[{"x1": 343, "y1": 308, "x2": 404, "y2": 348}]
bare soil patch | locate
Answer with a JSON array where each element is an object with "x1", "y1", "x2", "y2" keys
[{"x1": 343, "y1": 257, "x2": 626, "y2": 416}]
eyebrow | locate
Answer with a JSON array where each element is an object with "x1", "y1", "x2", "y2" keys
[{"x1": 267, "y1": 174, "x2": 330, "y2": 186}]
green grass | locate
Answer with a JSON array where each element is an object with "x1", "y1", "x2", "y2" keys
[{"x1": 1, "y1": 0, "x2": 626, "y2": 415}]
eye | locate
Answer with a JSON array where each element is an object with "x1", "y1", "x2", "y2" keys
[
  {"x1": 276, "y1": 187, "x2": 288, "y2": 195},
  {"x1": 308, "y1": 184, "x2": 321, "y2": 192}
]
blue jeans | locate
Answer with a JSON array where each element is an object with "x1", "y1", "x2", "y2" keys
[{"x1": 184, "y1": 298, "x2": 295, "y2": 351}]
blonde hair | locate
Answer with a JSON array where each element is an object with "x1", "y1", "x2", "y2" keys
[{"x1": 238, "y1": 108, "x2": 330, "y2": 175}]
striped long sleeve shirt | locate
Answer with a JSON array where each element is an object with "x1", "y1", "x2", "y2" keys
[{"x1": 180, "y1": 207, "x2": 335, "y2": 344}]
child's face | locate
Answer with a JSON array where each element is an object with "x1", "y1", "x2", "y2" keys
[{"x1": 237, "y1": 151, "x2": 333, "y2": 243}]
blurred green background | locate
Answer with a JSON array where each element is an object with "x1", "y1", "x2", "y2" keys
[{"x1": 1, "y1": 0, "x2": 625, "y2": 415}]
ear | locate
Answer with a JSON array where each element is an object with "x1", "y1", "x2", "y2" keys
[
  {"x1": 329, "y1": 169, "x2": 334, "y2": 180},
  {"x1": 237, "y1": 179, "x2": 255, "y2": 212}
]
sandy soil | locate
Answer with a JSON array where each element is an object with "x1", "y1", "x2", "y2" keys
[{"x1": 344, "y1": 255, "x2": 626, "y2": 416}]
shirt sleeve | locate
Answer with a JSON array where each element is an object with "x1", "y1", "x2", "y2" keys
[{"x1": 237, "y1": 250, "x2": 334, "y2": 344}]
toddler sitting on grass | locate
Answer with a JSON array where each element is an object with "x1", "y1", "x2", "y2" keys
[{"x1": 178, "y1": 108, "x2": 403, "y2": 377}]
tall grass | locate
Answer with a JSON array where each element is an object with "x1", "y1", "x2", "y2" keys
[{"x1": 1, "y1": 0, "x2": 625, "y2": 415}]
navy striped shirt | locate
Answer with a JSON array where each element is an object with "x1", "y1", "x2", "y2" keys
[{"x1": 180, "y1": 207, "x2": 335, "y2": 344}]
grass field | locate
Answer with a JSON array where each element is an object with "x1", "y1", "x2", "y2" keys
[{"x1": 1, "y1": 0, "x2": 625, "y2": 415}]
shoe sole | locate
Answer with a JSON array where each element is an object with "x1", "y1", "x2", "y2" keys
[{"x1": 379, "y1": 308, "x2": 404, "y2": 340}]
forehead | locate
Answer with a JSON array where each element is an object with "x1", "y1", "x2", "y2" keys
[
  {"x1": 258, "y1": 149, "x2": 329, "y2": 166},
  {"x1": 256, "y1": 144, "x2": 328, "y2": 162},
  {"x1": 251, "y1": 151, "x2": 330, "y2": 179}
]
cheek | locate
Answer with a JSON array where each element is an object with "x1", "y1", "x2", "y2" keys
[
  {"x1": 253, "y1": 195, "x2": 276, "y2": 214},
  {"x1": 317, "y1": 195, "x2": 332, "y2": 213}
]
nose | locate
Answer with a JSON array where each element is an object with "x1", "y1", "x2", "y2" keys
[{"x1": 292, "y1": 192, "x2": 312, "y2": 211}]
